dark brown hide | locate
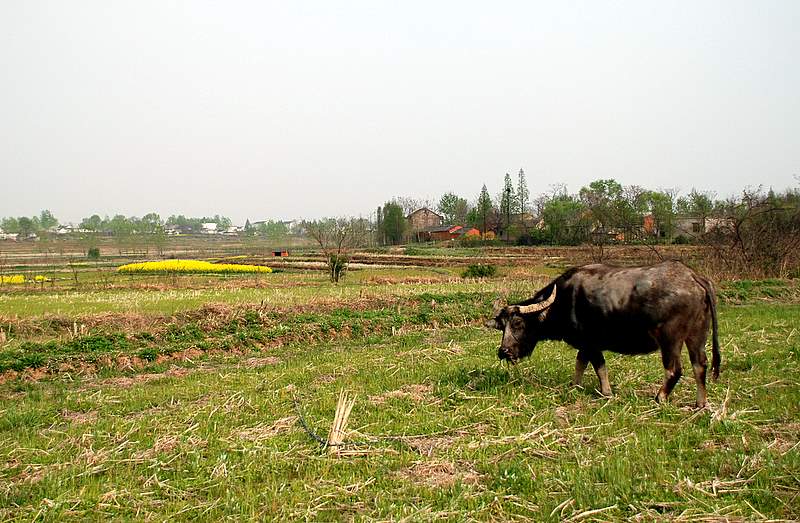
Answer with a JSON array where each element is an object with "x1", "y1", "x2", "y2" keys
[{"x1": 487, "y1": 261, "x2": 721, "y2": 407}]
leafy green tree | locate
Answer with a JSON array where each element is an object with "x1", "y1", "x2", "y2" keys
[
  {"x1": 437, "y1": 193, "x2": 468, "y2": 224},
  {"x1": 677, "y1": 189, "x2": 716, "y2": 231},
  {"x1": 80, "y1": 214, "x2": 103, "y2": 232},
  {"x1": 38, "y1": 210, "x2": 58, "y2": 230},
  {"x1": 579, "y1": 179, "x2": 624, "y2": 230},
  {"x1": 380, "y1": 202, "x2": 406, "y2": 245},
  {"x1": 452, "y1": 198, "x2": 470, "y2": 224},
  {"x1": 646, "y1": 190, "x2": 677, "y2": 239},
  {"x1": 542, "y1": 195, "x2": 590, "y2": 245},
  {"x1": 0, "y1": 217, "x2": 19, "y2": 233},
  {"x1": 256, "y1": 220, "x2": 289, "y2": 241},
  {"x1": 17, "y1": 217, "x2": 36, "y2": 237},
  {"x1": 140, "y1": 213, "x2": 163, "y2": 234}
]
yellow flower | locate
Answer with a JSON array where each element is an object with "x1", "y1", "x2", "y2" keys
[
  {"x1": 0, "y1": 275, "x2": 25, "y2": 284},
  {"x1": 117, "y1": 260, "x2": 272, "y2": 274}
]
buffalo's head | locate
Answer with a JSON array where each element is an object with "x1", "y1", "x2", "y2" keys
[{"x1": 484, "y1": 285, "x2": 557, "y2": 363}]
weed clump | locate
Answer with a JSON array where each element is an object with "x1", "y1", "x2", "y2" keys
[{"x1": 462, "y1": 264, "x2": 497, "y2": 279}]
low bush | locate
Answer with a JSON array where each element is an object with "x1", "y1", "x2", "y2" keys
[{"x1": 462, "y1": 264, "x2": 497, "y2": 278}]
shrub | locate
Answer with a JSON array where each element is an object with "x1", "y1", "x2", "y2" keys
[
  {"x1": 672, "y1": 235, "x2": 691, "y2": 245},
  {"x1": 462, "y1": 264, "x2": 497, "y2": 278},
  {"x1": 403, "y1": 246, "x2": 426, "y2": 256},
  {"x1": 87, "y1": 247, "x2": 101, "y2": 260},
  {"x1": 327, "y1": 254, "x2": 348, "y2": 283},
  {"x1": 516, "y1": 230, "x2": 550, "y2": 246},
  {"x1": 458, "y1": 235, "x2": 482, "y2": 247}
]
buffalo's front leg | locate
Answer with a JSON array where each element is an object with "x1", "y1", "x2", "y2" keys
[
  {"x1": 589, "y1": 352, "x2": 612, "y2": 396},
  {"x1": 656, "y1": 339, "x2": 683, "y2": 404},
  {"x1": 573, "y1": 351, "x2": 590, "y2": 387}
]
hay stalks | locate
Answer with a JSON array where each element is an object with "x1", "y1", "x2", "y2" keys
[{"x1": 327, "y1": 390, "x2": 356, "y2": 456}]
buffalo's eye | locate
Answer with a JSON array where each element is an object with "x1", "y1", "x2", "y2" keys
[{"x1": 511, "y1": 317, "x2": 524, "y2": 328}]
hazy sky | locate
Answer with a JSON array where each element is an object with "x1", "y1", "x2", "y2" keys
[{"x1": 1, "y1": 1, "x2": 798, "y2": 224}]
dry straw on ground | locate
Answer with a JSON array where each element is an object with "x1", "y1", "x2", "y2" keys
[{"x1": 327, "y1": 390, "x2": 356, "y2": 456}]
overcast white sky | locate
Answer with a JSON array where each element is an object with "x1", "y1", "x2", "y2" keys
[{"x1": 1, "y1": 1, "x2": 798, "y2": 224}]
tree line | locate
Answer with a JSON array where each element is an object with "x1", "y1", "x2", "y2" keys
[{"x1": 373, "y1": 170, "x2": 794, "y2": 247}]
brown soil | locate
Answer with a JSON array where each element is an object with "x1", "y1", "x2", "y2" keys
[
  {"x1": 235, "y1": 416, "x2": 298, "y2": 443},
  {"x1": 369, "y1": 384, "x2": 434, "y2": 405},
  {"x1": 395, "y1": 460, "x2": 482, "y2": 488},
  {"x1": 242, "y1": 356, "x2": 281, "y2": 368},
  {"x1": 61, "y1": 409, "x2": 98, "y2": 424}
]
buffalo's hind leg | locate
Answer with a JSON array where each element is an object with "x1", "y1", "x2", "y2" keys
[
  {"x1": 573, "y1": 351, "x2": 590, "y2": 387},
  {"x1": 589, "y1": 352, "x2": 612, "y2": 397},
  {"x1": 656, "y1": 337, "x2": 683, "y2": 404},
  {"x1": 686, "y1": 331, "x2": 709, "y2": 409}
]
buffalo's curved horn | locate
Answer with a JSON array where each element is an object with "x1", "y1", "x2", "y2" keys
[{"x1": 518, "y1": 285, "x2": 557, "y2": 314}]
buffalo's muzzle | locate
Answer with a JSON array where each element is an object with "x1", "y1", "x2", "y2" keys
[{"x1": 497, "y1": 347, "x2": 517, "y2": 363}]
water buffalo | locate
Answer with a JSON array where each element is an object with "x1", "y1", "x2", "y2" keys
[{"x1": 485, "y1": 261, "x2": 720, "y2": 407}]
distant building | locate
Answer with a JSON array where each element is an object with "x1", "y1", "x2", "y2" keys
[
  {"x1": 674, "y1": 215, "x2": 734, "y2": 237},
  {"x1": 458, "y1": 227, "x2": 481, "y2": 238},
  {"x1": 421, "y1": 225, "x2": 462, "y2": 241},
  {"x1": 406, "y1": 208, "x2": 443, "y2": 232},
  {"x1": 201, "y1": 223, "x2": 218, "y2": 234},
  {"x1": 417, "y1": 225, "x2": 481, "y2": 242},
  {"x1": 222, "y1": 226, "x2": 243, "y2": 235}
]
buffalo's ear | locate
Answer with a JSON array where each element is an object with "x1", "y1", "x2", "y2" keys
[
  {"x1": 491, "y1": 299, "x2": 503, "y2": 316},
  {"x1": 484, "y1": 318, "x2": 501, "y2": 330}
]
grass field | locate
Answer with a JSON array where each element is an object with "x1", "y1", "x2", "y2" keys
[{"x1": 0, "y1": 247, "x2": 798, "y2": 521}]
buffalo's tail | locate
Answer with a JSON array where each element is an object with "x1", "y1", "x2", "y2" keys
[{"x1": 694, "y1": 275, "x2": 721, "y2": 380}]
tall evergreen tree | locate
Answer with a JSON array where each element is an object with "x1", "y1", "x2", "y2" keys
[
  {"x1": 516, "y1": 168, "x2": 529, "y2": 217},
  {"x1": 477, "y1": 184, "x2": 492, "y2": 234},
  {"x1": 500, "y1": 173, "x2": 515, "y2": 238}
]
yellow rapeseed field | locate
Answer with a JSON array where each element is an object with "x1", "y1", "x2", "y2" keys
[
  {"x1": 117, "y1": 260, "x2": 272, "y2": 274},
  {"x1": 0, "y1": 275, "x2": 50, "y2": 284}
]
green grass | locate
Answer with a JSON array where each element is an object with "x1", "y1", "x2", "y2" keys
[
  {"x1": 0, "y1": 269, "x2": 530, "y2": 318},
  {"x1": 0, "y1": 303, "x2": 798, "y2": 521}
]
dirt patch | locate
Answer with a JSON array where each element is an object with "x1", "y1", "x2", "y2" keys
[
  {"x1": 759, "y1": 423, "x2": 800, "y2": 454},
  {"x1": 242, "y1": 356, "x2": 280, "y2": 368},
  {"x1": 366, "y1": 276, "x2": 453, "y2": 285},
  {"x1": 132, "y1": 435, "x2": 206, "y2": 460},
  {"x1": 95, "y1": 366, "x2": 194, "y2": 389},
  {"x1": 369, "y1": 384, "x2": 434, "y2": 405},
  {"x1": 235, "y1": 416, "x2": 298, "y2": 443},
  {"x1": 8, "y1": 463, "x2": 63, "y2": 486},
  {"x1": 61, "y1": 409, "x2": 98, "y2": 424},
  {"x1": 406, "y1": 436, "x2": 458, "y2": 457},
  {"x1": 395, "y1": 460, "x2": 482, "y2": 488}
]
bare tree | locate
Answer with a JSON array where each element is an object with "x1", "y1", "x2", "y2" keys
[
  {"x1": 303, "y1": 218, "x2": 369, "y2": 282},
  {"x1": 705, "y1": 187, "x2": 800, "y2": 278}
]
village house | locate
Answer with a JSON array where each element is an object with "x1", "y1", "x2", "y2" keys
[
  {"x1": 406, "y1": 208, "x2": 443, "y2": 231},
  {"x1": 416, "y1": 224, "x2": 482, "y2": 242},
  {"x1": 674, "y1": 215, "x2": 734, "y2": 237}
]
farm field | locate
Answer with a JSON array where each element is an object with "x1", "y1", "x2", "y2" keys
[{"x1": 0, "y1": 245, "x2": 798, "y2": 521}]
